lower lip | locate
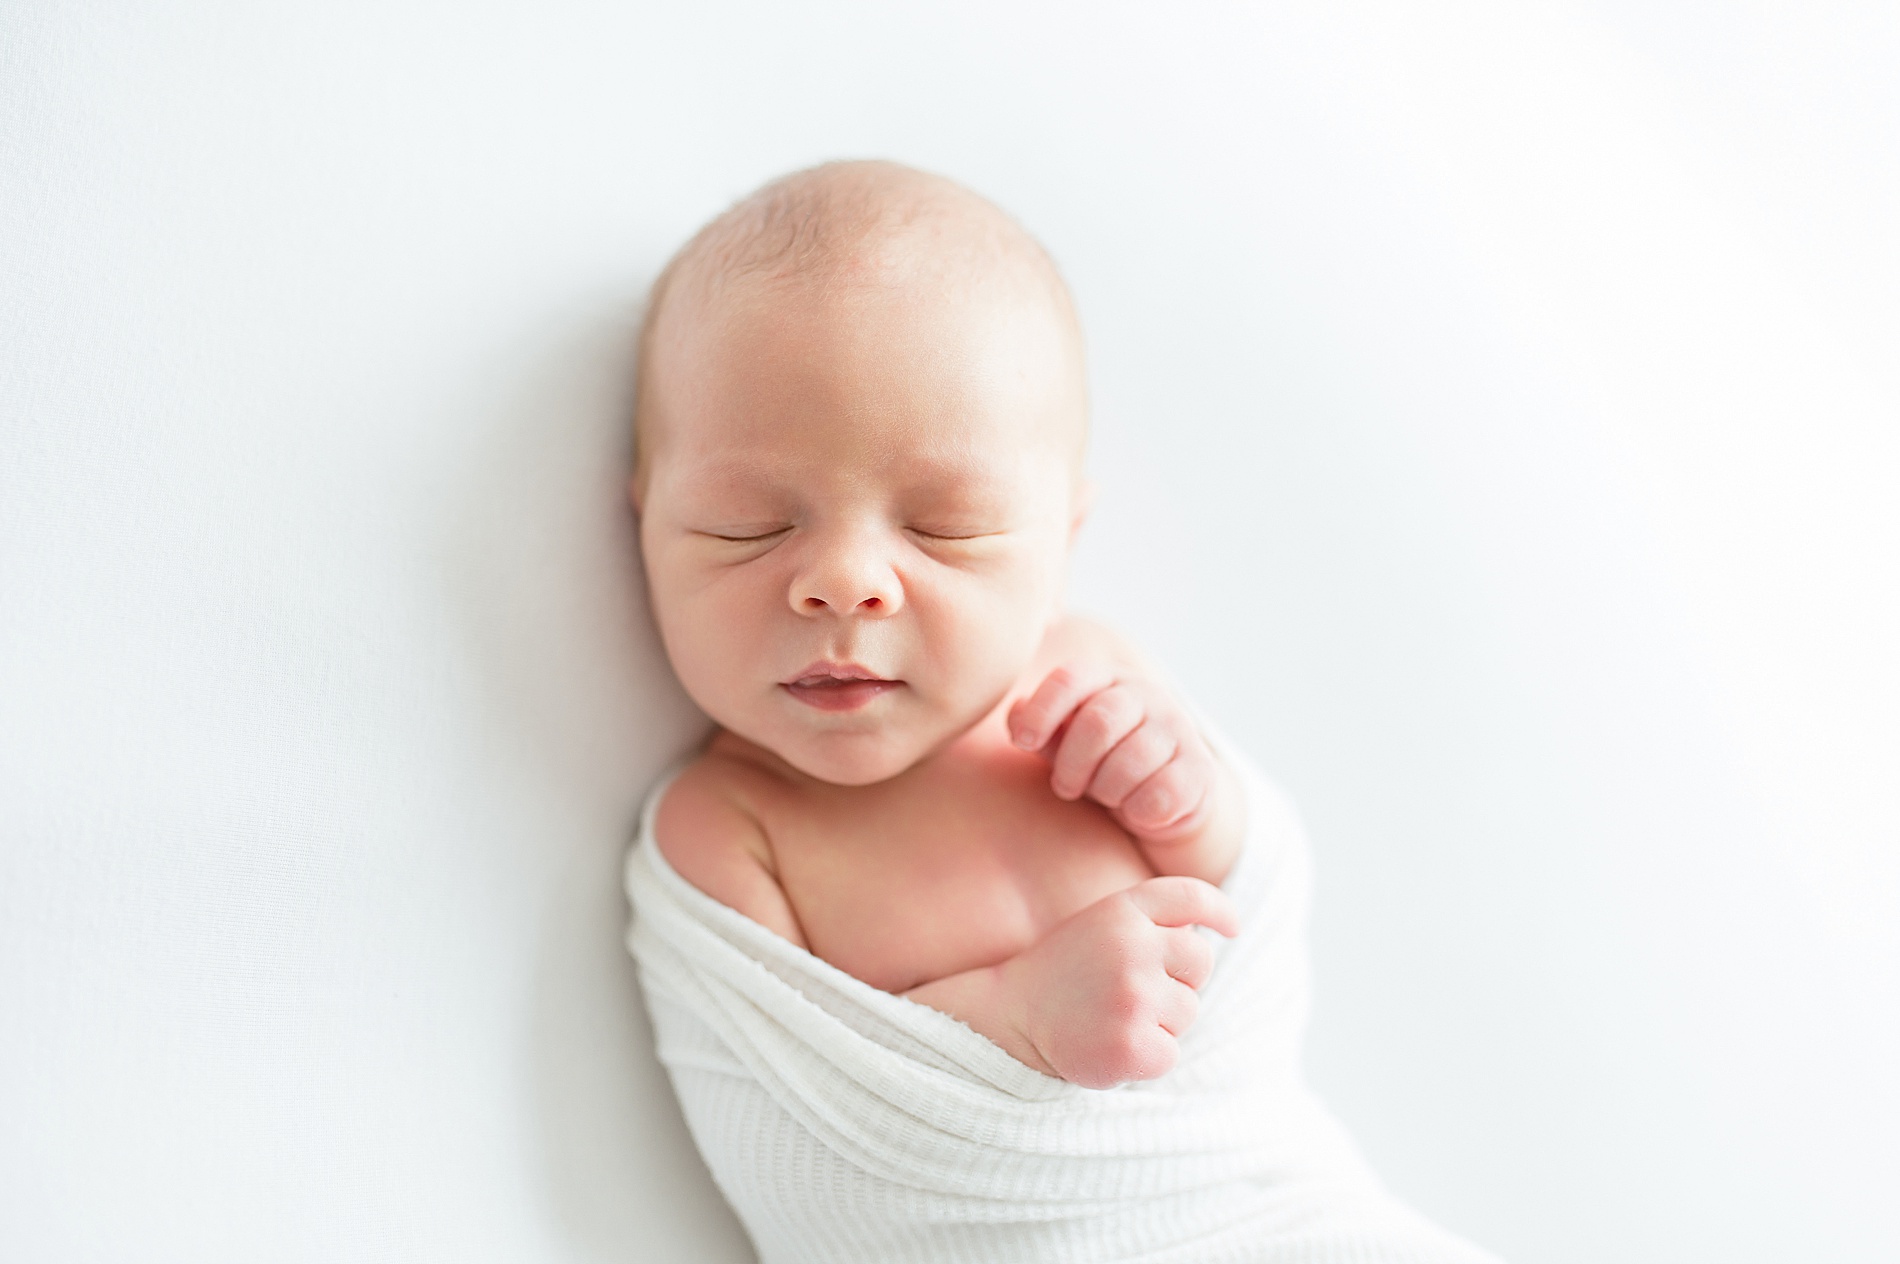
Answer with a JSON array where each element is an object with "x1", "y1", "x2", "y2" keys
[{"x1": 782, "y1": 679, "x2": 901, "y2": 712}]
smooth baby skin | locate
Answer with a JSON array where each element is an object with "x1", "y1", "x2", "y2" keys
[{"x1": 634, "y1": 162, "x2": 1245, "y2": 1088}]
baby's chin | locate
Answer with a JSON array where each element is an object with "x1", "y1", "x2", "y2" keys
[
  {"x1": 765, "y1": 729, "x2": 937, "y2": 787},
  {"x1": 733, "y1": 706, "x2": 968, "y2": 787}
]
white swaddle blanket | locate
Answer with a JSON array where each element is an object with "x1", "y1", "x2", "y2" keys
[{"x1": 625, "y1": 744, "x2": 1503, "y2": 1264}]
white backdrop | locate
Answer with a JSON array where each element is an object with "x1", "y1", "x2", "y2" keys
[{"x1": 4, "y1": 3, "x2": 1895, "y2": 1261}]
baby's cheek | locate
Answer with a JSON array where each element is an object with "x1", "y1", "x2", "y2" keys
[
  {"x1": 925, "y1": 588, "x2": 1041, "y2": 699},
  {"x1": 661, "y1": 598, "x2": 766, "y2": 719}
]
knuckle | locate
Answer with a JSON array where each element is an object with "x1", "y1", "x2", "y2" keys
[
  {"x1": 1093, "y1": 742, "x2": 1139, "y2": 781},
  {"x1": 1106, "y1": 970, "x2": 1147, "y2": 1014},
  {"x1": 1165, "y1": 736, "x2": 1201, "y2": 770},
  {"x1": 1098, "y1": 742, "x2": 1146, "y2": 787},
  {"x1": 1106, "y1": 688, "x2": 1145, "y2": 726},
  {"x1": 1109, "y1": 1019, "x2": 1154, "y2": 1060},
  {"x1": 1092, "y1": 915, "x2": 1139, "y2": 953},
  {"x1": 1026, "y1": 693, "x2": 1067, "y2": 726},
  {"x1": 1042, "y1": 665, "x2": 1084, "y2": 698},
  {"x1": 1163, "y1": 752, "x2": 1199, "y2": 785},
  {"x1": 1174, "y1": 748, "x2": 1216, "y2": 790},
  {"x1": 1078, "y1": 1025, "x2": 1171, "y2": 1088},
  {"x1": 1129, "y1": 724, "x2": 1176, "y2": 768},
  {"x1": 1085, "y1": 766, "x2": 1130, "y2": 808},
  {"x1": 1129, "y1": 770, "x2": 1189, "y2": 823},
  {"x1": 1070, "y1": 702, "x2": 1116, "y2": 745},
  {"x1": 1170, "y1": 733, "x2": 1203, "y2": 768},
  {"x1": 1117, "y1": 775, "x2": 1162, "y2": 802},
  {"x1": 1151, "y1": 701, "x2": 1193, "y2": 737},
  {"x1": 1129, "y1": 1032, "x2": 1179, "y2": 1081}
]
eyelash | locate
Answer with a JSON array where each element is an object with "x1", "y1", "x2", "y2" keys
[
  {"x1": 702, "y1": 526, "x2": 993, "y2": 542},
  {"x1": 706, "y1": 528, "x2": 791, "y2": 543},
  {"x1": 907, "y1": 528, "x2": 990, "y2": 542}
]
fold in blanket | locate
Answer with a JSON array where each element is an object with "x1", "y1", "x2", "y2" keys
[{"x1": 626, "y1": 743, "x2": 1504, "y2": 1264}]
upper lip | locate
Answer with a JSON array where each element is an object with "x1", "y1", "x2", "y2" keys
[{"x1": 782, "y1": 661, "x2": 895, "y2": 686}]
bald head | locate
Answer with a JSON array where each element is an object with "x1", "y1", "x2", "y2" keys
[{"x1": 634, "y1": 161, "x2": 1086, "y2": 488}]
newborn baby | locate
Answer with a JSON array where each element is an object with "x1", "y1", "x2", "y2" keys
[
  {"x1": 636, "y1": 162, "x2": 1240, "y2": 1090},
  {"x1": 626, "y1": 161, "x2": 1500, "y2": 1264}
]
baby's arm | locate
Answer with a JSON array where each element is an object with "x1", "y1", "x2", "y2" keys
[
  {"x1": 1008, "y1": 621, "x2": 1247, "y2": 887},
  {"x1": 657, "y1": 752, "x2": 1235, "y2": 1089},
  {"x1": 904, "y1": 875, "x2": 1238, "y2": 1089},
  {"x1": 653, "y1": 761, "x2": 809, "y2": 950}
]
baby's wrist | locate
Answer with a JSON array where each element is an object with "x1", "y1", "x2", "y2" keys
[
  {"x1": 909, "y1": 956, "x2": 1059, "y2": 1078},
  {"x1": 991, "y1": 954, "x2": 1060, "y2": 1077}
]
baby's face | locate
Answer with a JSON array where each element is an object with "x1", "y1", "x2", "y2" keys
[{"x1": 637, "y1": 273, "x2": 1085, "y2": 785}]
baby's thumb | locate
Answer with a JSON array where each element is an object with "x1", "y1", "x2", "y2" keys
[{"x1": 1128, "y1": 875, "x2": 1240, "y2": 938}]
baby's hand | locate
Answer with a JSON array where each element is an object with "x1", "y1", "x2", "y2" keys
[
  {"x1": 1008, "y1": 663, "x2": 1220, "y2": 847},
  {"x1": 1001, "y1": 876, "x2": 1239, "y2": 1088}
]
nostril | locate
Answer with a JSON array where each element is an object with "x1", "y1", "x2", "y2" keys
[
  {"x1": 803, "y1": 596, "x2": 827, "y2": 610},
  {"x1": 860, "y1": 597, "x2": 881, "y2": 610}
]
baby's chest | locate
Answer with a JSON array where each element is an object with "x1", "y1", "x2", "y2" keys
[{"x1": 768, "y1": 760, "x2": 1155, "y2": 993}]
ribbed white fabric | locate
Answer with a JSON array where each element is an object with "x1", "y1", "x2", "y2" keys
[{"x1": 625, "y1": 747, "x2": 1503, "y2": 1264}]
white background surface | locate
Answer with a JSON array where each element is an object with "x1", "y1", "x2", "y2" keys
[{"x1": 4, "y1": 3, "x2": 1895, "y2": 1261}]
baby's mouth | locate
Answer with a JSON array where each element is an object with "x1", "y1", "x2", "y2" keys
[{"x1": 782, "y1": 664, "x2": 902, "y2": 713}]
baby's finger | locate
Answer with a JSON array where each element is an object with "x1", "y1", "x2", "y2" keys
[
  {"x1": 1049, "y1": 685, "x2": 1144, "y2": 800},
  {"x1": 1119, "y1": 751, "x2": 1212, "y2": 833},
  {"x1": 1128, "y1": 875, "x2": 1241, "y2": 938},
  {"x1": 1153, "y1": 979, "x2": 1200, "y2": 1039},
  {"x1": 1161, "y1": 925, "x2": 1217, "y2": 990},
  {"x1": 1008, "y1": 663, "x2": 1117, "y2": 753},
  {"x1": 1084, "y1": 719, "x2": 1177, "y2": 810},
  {"x1": 1121, "y1": 1024, "x2": 1180, "y2": 1083}
]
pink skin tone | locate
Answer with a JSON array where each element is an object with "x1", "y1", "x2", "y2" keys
[
  {"x1": 636, "y1": 245, "x2": 1245, "y2": 1088},
  {"x1": 785, "y1": 663, "x2": 900, "y2": 712}
]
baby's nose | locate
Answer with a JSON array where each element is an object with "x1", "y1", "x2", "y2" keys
[{"x1": 791, "y1": 538, "x2": 904, "y2": 618}]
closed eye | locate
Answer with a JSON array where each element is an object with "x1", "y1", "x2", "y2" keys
[
  {"x1": 700, "y1": 526, "x2": 792, "y2": 543},
  {"x1": 907, "y1": 526, "x2": 1005, "y2": 542}
]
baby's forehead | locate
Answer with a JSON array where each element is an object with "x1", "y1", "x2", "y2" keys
[
  {"x1": 672, "y1": 442, "x2": 1032, "y2": 496},
  {"x1": 637, "y1": 162, "x2": 1086, "y2": 490}
]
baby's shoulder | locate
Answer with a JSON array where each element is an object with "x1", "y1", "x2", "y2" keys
[{"x1": 653, "y1": 738, "x2": 809, "y2": 947}]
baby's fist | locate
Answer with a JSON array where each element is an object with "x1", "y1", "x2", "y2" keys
[
  {"x1": 1008, "y1": 663, "x2": 1218, "y2": 843},
  {"x1": 1005, "y1": 876, "x2": 1239, "y2": 1088}
]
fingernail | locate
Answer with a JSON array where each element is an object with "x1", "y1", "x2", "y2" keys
[{"x1": 1012, "y1": 727, "x2": 1036, "y2": 749}]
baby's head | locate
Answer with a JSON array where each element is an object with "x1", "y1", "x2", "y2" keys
[{"x1": 633, "y1": 161, "x2": 1089, "y2": 785}]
